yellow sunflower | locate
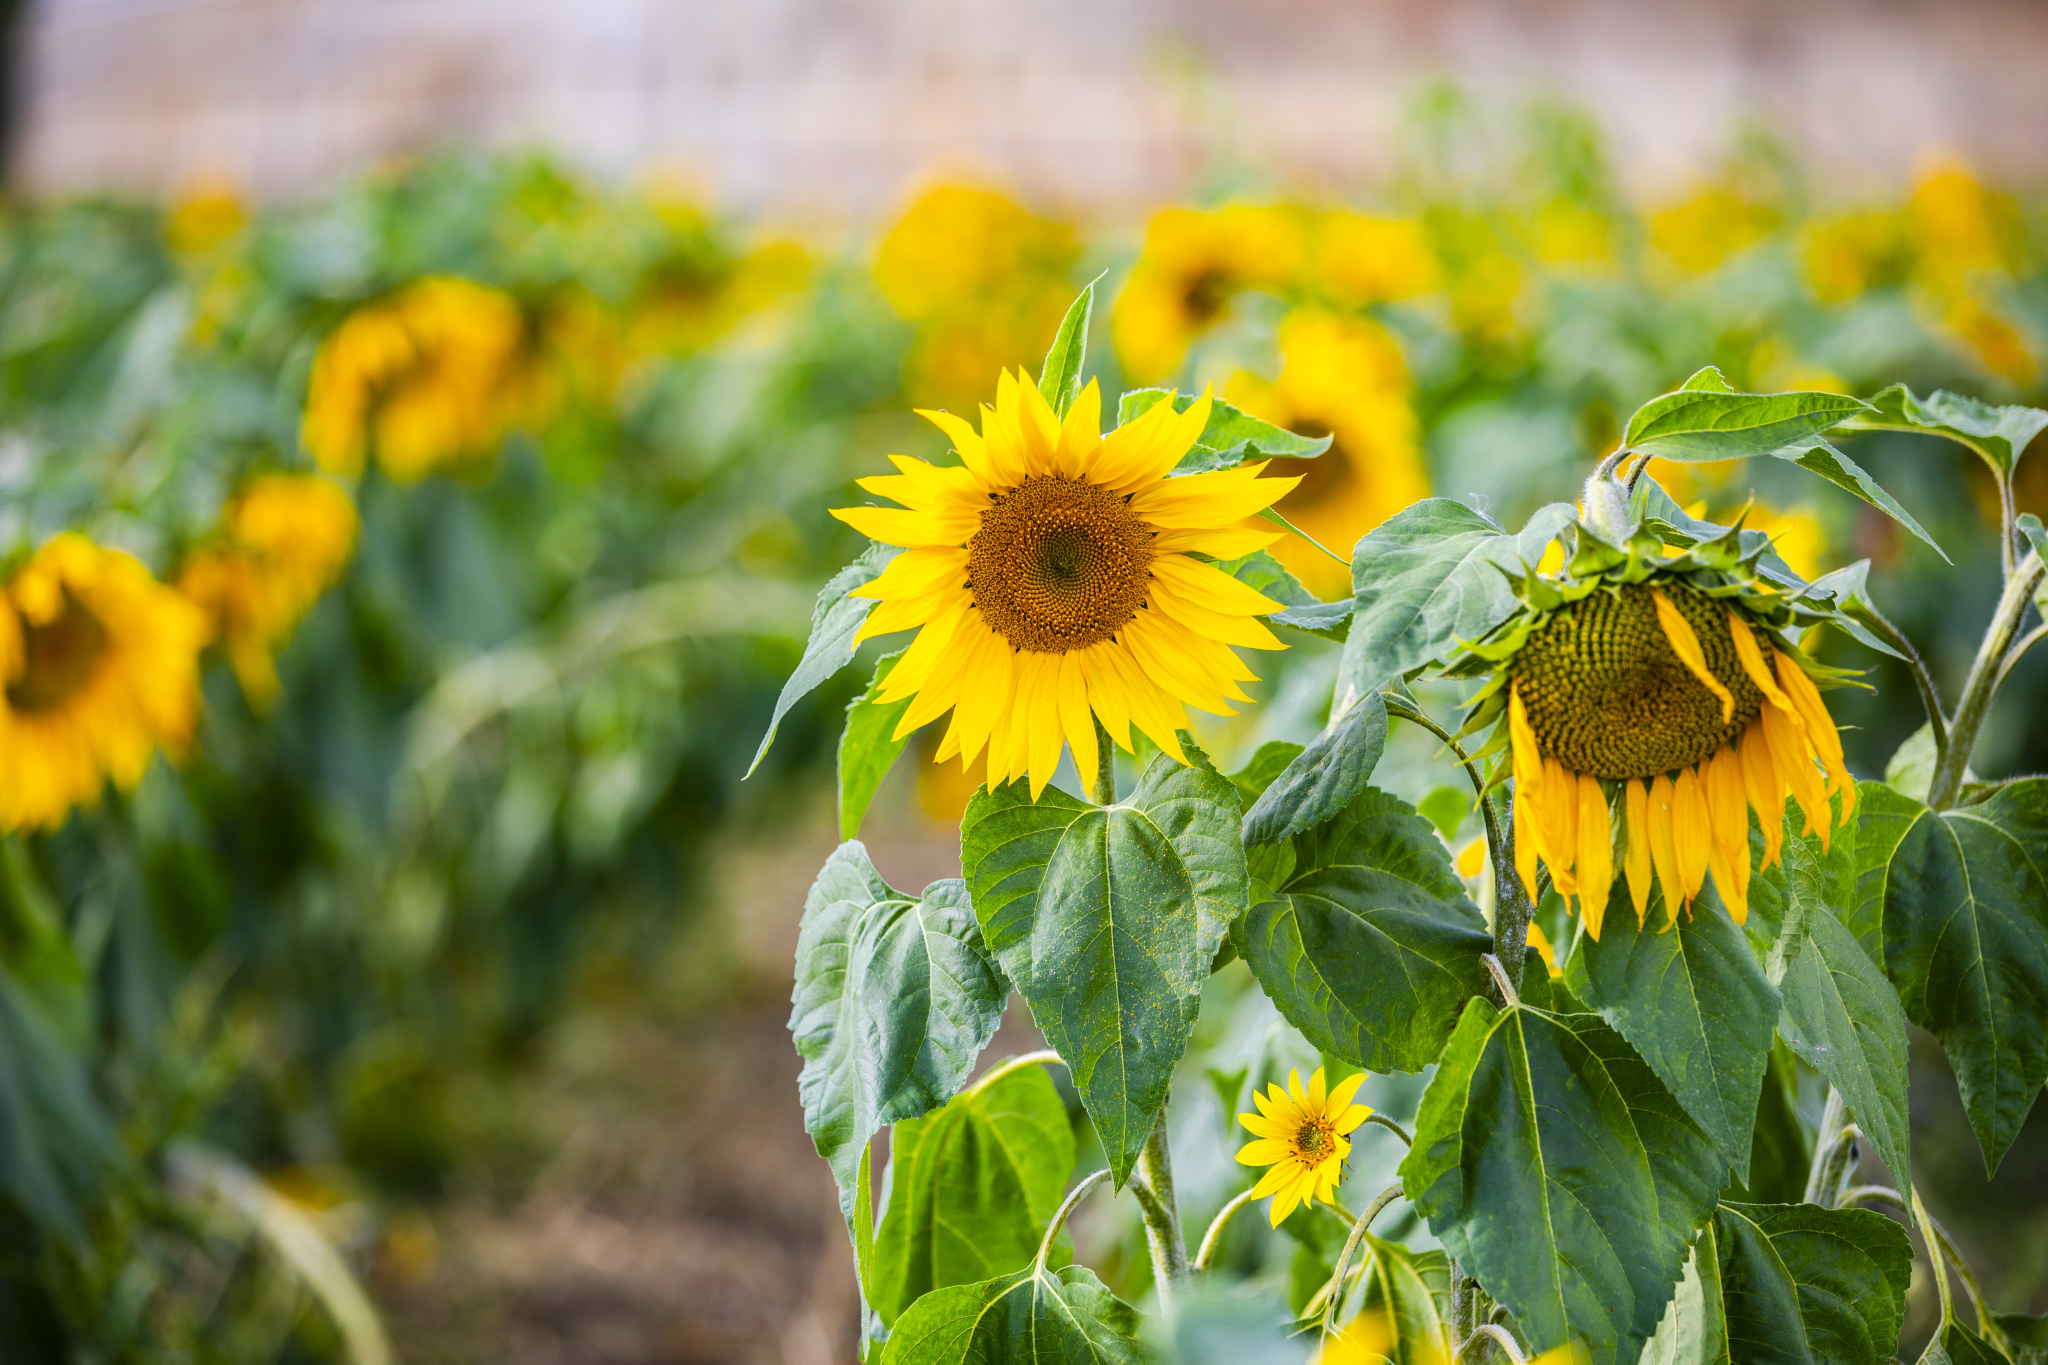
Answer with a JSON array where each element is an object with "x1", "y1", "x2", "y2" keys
[
  {"x1": 832, "y1": 370, "x2": 1300, "y2": 798},
  {"x1": 0, "y1": 534, "x2": 209, "y2": 831},
  {"x1": 302, "y1": 277, "x2": 533, "y2": 481},
  {"x1": 177, "y1": 475, "x2": 359, "y2": 706},
  {"x1": 1113, "y1": 205, "x2": 1307, "y2": 384},
  {"x1": 1236, "y1": 1066, "x2": 1373, "y2": 1226},
  {"x1": 1455, "y1": 530, "x2": 1854, "y2": 939}
]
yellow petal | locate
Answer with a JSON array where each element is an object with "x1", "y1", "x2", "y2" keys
[
  {"x1": 1575, "y1": 773, "x2": 1612, "y2": 941},
  {"x1": 1058, "y1": 653, "x2": 1099, "y2": 798},
  {"x1": 1152, "y1": 524, "x2": 1284, "y2": 558},
  {"x1": 1541, "y1": 756, "x2": 1579, "y2": 896},
  {"x1": 1739, "y1": 723, "x2": 1785, "y2": 869},
  {"x1": 1727, "y1": 609, "x2": 1797, "y2": 715},
  {"x1": 1508, "y1": 682, "x2": 1543, "y2": 792},
  {"x1": 1238, "y1": 1112, "x2": 1288, "y2": 1138},
  {"x1": 1328, "y1": 1071, "x2": 1369, "y2": 1112},
  {"x1": 1237, "y1": 1138, "x2": 1288, "y2": 1165},
  {"x1": 1648, "y1": 774, "x2": 1681, "y2": 926},
  {"x1": 1651, "y1": 588, "x2": 1736, "y2": 724},
  {"x1": 1514, "y1": 780, "x2": 1541, "y2": 902},
  {"x1": 831, "y1": 504, "x2": 978, "y2": 548},
  {"x1": 1306, "y1": 1067, "x2": 1328, "y2": 1111},
  {"x1": 1333, "y1": 1105, "x2": 1372, "y2": 1135},
  {"x1": 1150, "y1": 554, "x2": 1286, "y2": 615},
  {"x1": 1624, "y1": 778, "x2": 1653, "y2": 929},
  {"x1": 1705, "y1": 746, "x2": 1749, "y2": 866},
  {"x1": 1671, "y1": 766, "x2": 1710, "y2": 909}
]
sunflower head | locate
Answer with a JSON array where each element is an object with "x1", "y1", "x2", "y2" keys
[
  {"x1": 1450, "y1": 497, "x2": 1857, "y2": 941},
  {"x1": 832, "y1": 369, "x2": 1303, "y2": 799},
  {"x1": 0, "y1": 534, "x2": 208, "y2": 831},
  {"x1": 1236, "y1": 1066, "x2": 1373, "y2": 1226},
  {"x1": 303, "y1": 277, "x2": 534, "y2": 481}
]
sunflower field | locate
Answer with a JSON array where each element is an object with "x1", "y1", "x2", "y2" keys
[{"x1": 0, "y1": 92, "x2": 2046, "y2": 1363}]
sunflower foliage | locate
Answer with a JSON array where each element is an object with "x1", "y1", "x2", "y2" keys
[{"x1": 780, "y1": 285, "x2": 2048, "y2": 1365}]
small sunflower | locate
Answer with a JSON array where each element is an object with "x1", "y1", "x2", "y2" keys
[
  {"x1": 1236, "y1": 1066, "x2": 1373, "y2": 1226},
  {"x1": 177, "y1": 474, "x2": 359, "y2": 706},
  {"x1": 0, "y1": 534, "x2": 209, "y2": 831},
  {"x1": 1450, "y1": 501, "x2": 1855, "y2": 938},
  {"x1": 1113, "y1": 205, "x2": 1307, "y2": 383},
  {"x1": 833, "y1": 370, "x2": 1300, "y2": 798},
  {"x1": 302, "y1": 277, "x2": 534, "y2": 481}
]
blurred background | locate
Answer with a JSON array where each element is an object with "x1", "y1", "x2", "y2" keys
[{"x1": 0, "y1": 1, "x2": 2043, "y2": 1361}]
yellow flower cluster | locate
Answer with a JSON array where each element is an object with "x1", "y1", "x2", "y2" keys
[
  {"x1": 177, "y1": 475, "x2": 359, "y2": 707},
  {"x1": 303, "y1": 277, "x2": 536, "y2": 481},
  {"x1": 0, "y1": 535, "x2": 208, "y2": 831},
  {"x1": 874, "y1": 185, "x2": 1080, "y2": 410}
]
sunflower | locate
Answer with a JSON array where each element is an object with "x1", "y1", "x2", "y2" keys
[
  {"x1": 832, "y1": 370, "x2": 1300, "y2": 798},
  {"x1": 1450, "y1": 506, "x2": 1854, "y2": 939},
  {"x1": 0, "y1": 534, "x2": 209, "y2": 831},
  {"x1": 177, "y1": 475, "x2": 359, "y2": 706},
  {"x1": 1113, "y1": 205, "x2": 1307, "y2": 384},
  {"x1": 1236, "y1": 1066, "x2": 1373, "y2": 1226},
  {"x1": 302, "y1": 277, "x2": 534, "y2": 481}
]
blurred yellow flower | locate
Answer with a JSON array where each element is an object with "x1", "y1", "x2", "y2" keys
[
  {"x1": 1907, "y1": 165, "x2": 2017, "y2": 285},
  {"x1": 1801, "y1": 210, "x2": 1909, "y2": 304},
  {"x1": 0, "y1": 534, "x2": 208, "y2": 832},
  {"x1": 164, "y1": 183, "x2": 248, "y2": 257},
  {"x1": 1741, "y1": 503, "x2": 1827, "y2": 582},
  {"x1": 178, "y1": 476, "x2": 359, "y2": 707},
  {"x1": 303, "y1": 277, "x2": 535, "y2": 481},
  {"x1": 628, "y1": 238, "x2": 811, "y2": 358},
  {"x1": 1228, "y1": 310, "x2": 1430, "y2": 598},
  {"x1": 1316, "y1": 212, "x2": 1438, "y2": 305},
  {"x1": 874, "y1": 185, "x2": 1079, "y2": 409},
  {"x1": 1944, "y1": 295, "x2": 2037, "y2": 385},
  {"x1": 1534, "y1": 200, "x2": 1615, "y2": 271},
  {"x1": 1649, "y1": 187, "x2": 1778, "y2": 274},
  {"x1": 1314, "y1": 1310, "x2": 1408, "y2": 1365},
  {"x1": 1114, "y1": 204, "x2": 1308, "y2": 383}
]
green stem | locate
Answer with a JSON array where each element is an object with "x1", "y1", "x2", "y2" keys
[
  {"x1": 1130, "y1": 1107, "x2": 1191, "y2": 1312},
  {"x1": 1459, "y1": 1324, "x2": 1529, "y2": 1365},
  {"x1": 1910, "y1": 1184, "x2": 1957, "y2": 1330},
  {"x1": 1849, "y1": 603, "x2": 1950, "y2": 760},
  {"x1": 1037, "y1": 1169, "x2": 1111, "y2": 1272},
  {"x1": 967, "y1": 1050, "x2": 1064, "y2": 1097},
  {"x1": 1857, "y1": 1186, "x2": 2002, "y2": 1347},
  {"x1": 1320, "y1": 1182, "x2": 1406, "y2": 1337},
  {"x1": 1192, "y1": 1188, "x2": 1259, "y2": 1273},
  {"x1": 1091, "y1": 716, "x2": 1118, "y2": 807},
  {"x1": 1927, "y1": 550, "x2": 2044, "y2": 810},
  {"x1": 1364, "y1": 1112, "x2": 1413, "y2": 1147}
]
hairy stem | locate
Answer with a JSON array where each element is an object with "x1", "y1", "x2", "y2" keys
[
  {"x1": 1131, "y1": 1107, "x2": 1191, "y2": 1312},
  {"x1": 1852, "y1": 603, "x2": 1950, "y2": 760},
  {"x1": 1038, "y1": 1169, "x2": 1111, "y2": 1271},
  {"x1": 1911, "y1": 1184, "x2": 1958, "y2": 1330},
  {"x1": 1192, "y1": 1188, "x2": 1259, "y2": 1273},
  {"x1": 1321, "y1": 1182, "x2": 1407, "y2": 1337},
  {"x1": 1802, "y1": 1090, "x2": 1852, "y2": 1206},
  {"x1": 1364, "y1": 1112, "x2": 1414, "y2": 1147},
  {"x1": 1460, "y1": 1323, "x2": 1530, "y2": 1365},
  {"x1": 1928, "y1": 550, "x2": 2045, "y2": 810},
  {"x1": 966, "y1": 1050, "x2": 1064, "y2": 1097}
]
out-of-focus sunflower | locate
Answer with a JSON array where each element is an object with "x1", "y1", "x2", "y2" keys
[
  {"x1": 1227, "y1": 310, "x2": 1429, "y2": 598},
  {"x1": 1448, "y1": 497, "x2": 1854, "y2": 939},
  {"x1": 303, "y1": 277, "x2": 535, "y2": 481},
  {"x1": 0, "y1": 534, "x2": 208, "y2": 831},
  {"x1": 177, "y1": 475, "x2": 358, "y2": 707},
  {"x1": 1314, "y1": 212, "x2": 1438, "y2": 306},
  {"x1": 1533, "y1": 199, "x2": 1616, "y2": 272},
  {"x1": 874, "y1": 186, "x2": 1080, "y2": 410},
  {"x1": 833, "y1": 372, "x2": 1299, "y2": 797},
  {"x1": 1648, "y1": 187, "x2": 1779, "y2": 275},
  {"x1": 1801, "y1": 210, "x2": 1911, "y2": 304},
  {"x1": 1114, "y1": 204, "x2": 1308, "y2": 384}
]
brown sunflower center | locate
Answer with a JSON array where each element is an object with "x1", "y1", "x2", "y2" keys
[
  {"x1": 967, "y1": 474, "x2": 1156, "y2": 654},
  {"x1": 8, "y1": 592, "x2": 108, "y2": 713},
  {"x1": 1294, "y1": 1118, "x2": 1335, "y2": 1161},
  {"x1": 1511, "y1": 582, "x2": 1771, "y2": 780}
]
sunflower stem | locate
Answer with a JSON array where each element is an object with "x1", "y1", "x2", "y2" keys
[
  {"x1": 1802, "y1": 1089, "x2": 1854, "y2": 1206},
  {"x1": 1927, "y1": 548, "x2": 2044, "y2": 810},
  {"x1": 1090, "y1": 716, "x2": 1118, "y2": 806},
  {"x1": 1911, "y1": 1184, "x2": 1958, "y2": 1330},
  {"x1": 1037, "y1": 1169, "x2": 1111, "y2": 1273},
  {"x1": 1459, "y1": 1324, "x2": 1530, "y2": 1365},
  {"x1": 1192, "y1": 1187, "x2": 1260, "y2": 1272},
  {"x1": 1487, "y1": 782, "x2": 1532, "y2": 1001},
  {"x1": 1320, "y1": 1181, "x2": 1407, "y2": 1338},
  {"x1": 1131, "y1": 1106, "x2": 1192, "y2": 1313}
]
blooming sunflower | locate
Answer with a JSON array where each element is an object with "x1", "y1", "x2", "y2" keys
[
  {"x1": 302, "y1": 276, "x2": 534, "y2": 481},
  {"x1": 177, "y1": 475, "x2": 359, "y2": 706},
  {"x1": 1449, "y1": 500, "x2": 1855, "y2": 939},
  {"x1": 1113, "y1": 205, "x2": 1307, "y2": 384},
  {"x1": 832, "y1": 370, "x2": 1300, "y2": 798},
  {"x1": 0, "y1": 534, "x2": 209, "y2": 831},
  {"x1": 1236, "y1": 1066, "x2": 1373, "y2": 1226}
]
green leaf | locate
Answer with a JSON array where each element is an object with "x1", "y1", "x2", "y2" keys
[
  {"x1": 1919, "y1": 1323, "x2": 2011, "y2": 1365},
  {"x1": 1774, "y1": 435, "x2": 1947, "y2": 562},
  {"x1": 750, "y1": 542, "x2": 901, "y2": 775},
  {"x1": 1881, "y1": 725, "x2": 1940, "y2": 803},
  {"x1": 0, "y1": 960, "x2": 108, "y2": 1243},
  {"x1": 1996, "y1": 1312, "x2": 2048, "y2": 1365},
  {"x1": 1843, "y1": 384, "x2": 2048, "y2": 480},
  {"x1": 1622, "y1": 384, "x2": 1872, "y2": 463},
  {"x1": 1564, "y1": 883, "x2": 1780, "y2": 1182},
  {"x1": 1882, "y1": 778, "x2": 2048, "y2": 1172},
  {"x1": 1643, "y1": 1233, "x2": 1728, "y2": 1365},
  {"x1": 1242, "y1": 691, "x2": 1387, "y2": 846},
  {"x1": 841, "y1": 650, "x2": 913, "y2": 839},
  {"x1": 1116, "y1": 388, "x2": 1332, "y2": 473},
  {"x1": 958, "y1": 744, "x2": 1247, "y2": 1184},
  {"x1": 1732, "y1": 1041, "x2": 1817, "y2": 1207},
  {"x1": 1235, "y1": 786, "x2": 1494, "y2": 1073},
  {"x1": 1216, "y1": 549, "x2": 1350, "y2": 641},
  {"x1": 790, "y1": 848, "x2": 1010, "y2": 1237},
  {"x1": 1038, "y1": 281, "x2": 1097, "y2": 419},
  {"x1": 1401, "y1": 1001, "x2": 1722, "y2": 1365},
  {"x1": 1354, "y1": 1234, "x2": 1455, "y2": 1365},
  {"x1": 1714, "y1": 1202, "x2": 1913, "y2": 1365},
  {"x1": 1761, "y1": 832, "x2": 1913, "y2": 1186},
  {"x1": 1848, "y1": 782, "x2": 1922, "y2": 964},
  {"x1": 880, "y1": 1262, "x2": 1152, "y2": 1365},
  {"x1": 872, "y1": 1063, "x2": 1077, "y2": 1326},
  {"x1": 1227, "y1": 742, "x2": 1304, "y2": 802},
  {"x1": 1340, "y1": 499, "x2": 1574, "y2": 696},
  {"x1": 1800, "y1": 562, "x2": 1908, "y2": 662}
]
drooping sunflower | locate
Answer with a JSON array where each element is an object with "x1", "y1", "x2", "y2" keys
[
  {"x1": 1450, "y1": 498, "x2": 1855, "y2": 939},
  {"x1": 302, "y1": 277, "x2": 534, "y2": 481},
  {"x1": 177, "y1": 474, "x2": 359, "y2": 706},
  {"x1": 832, "y1": 371, "x2": 1300, "y2": 798},
  {"x1": 0, "y1": 534, "x2": 209, "y2": 831},
  {"x1": 1236, "y1": 1066, "x2": 1373, "y2": 1226}
]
